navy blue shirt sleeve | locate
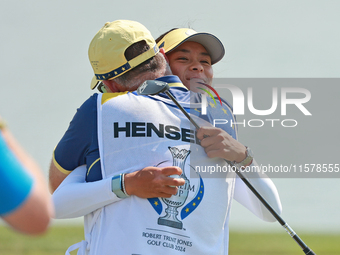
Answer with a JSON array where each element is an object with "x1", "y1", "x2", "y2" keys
[{"x1": 53, "y1": 94, "x2": 99, "y2": 174}]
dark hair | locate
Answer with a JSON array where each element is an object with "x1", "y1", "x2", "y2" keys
[
  {"x1": 124, "y1": 40, "x2": 150, "y2": 61},
  {"x1": 114, "y1": 40, "x2": 164, "y2": 87},
  {"x1": 155, "y1": 28, "x2": 178, "y2": 44}
]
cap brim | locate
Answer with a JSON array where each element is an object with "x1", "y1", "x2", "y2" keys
[
  {"x1": 91, "y1": 76, "x2": 100, "y2": 90},
  {"x1": 168, "y1": 33, "x2": 225, "y2": 65}
]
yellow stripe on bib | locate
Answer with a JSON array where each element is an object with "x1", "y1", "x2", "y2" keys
[{"x1": 101, "y1": 92, "x2": 129, "y2": 105}]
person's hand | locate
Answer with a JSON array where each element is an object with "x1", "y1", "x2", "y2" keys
[
  {"x1": 124, "y1": 166, "x2": 185, "y2": 198},
  {"x1": 196, "y1": 126, "x2": 247, "y2": 163}
]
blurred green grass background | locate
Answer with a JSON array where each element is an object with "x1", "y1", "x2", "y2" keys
[{"x1": 0, "y1": 225, "x2": 338, "y2": 254}]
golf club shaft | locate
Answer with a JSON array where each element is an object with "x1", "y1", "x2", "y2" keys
[
  {"x1": 165, "y1": 91, "x2": 201, "y2": 130},
  {"x1": 164, "y1": 90, "x2": 315, "y2": 254}
]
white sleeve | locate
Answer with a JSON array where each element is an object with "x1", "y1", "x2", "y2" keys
[
  {"x1": 52, "y1": 165, "x2": 122, "y2": 219},
  {"x1": 233, "y1": 159, "x2": 282, "y2": 222}
]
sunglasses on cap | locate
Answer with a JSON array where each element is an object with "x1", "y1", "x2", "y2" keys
[{"x1": 97, "y1": 82, "x2": 107, "y2": 93}]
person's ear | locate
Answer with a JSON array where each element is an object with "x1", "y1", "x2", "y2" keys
[{"x1": 159, "y1": 48, "x2": 169, "y2": 63}]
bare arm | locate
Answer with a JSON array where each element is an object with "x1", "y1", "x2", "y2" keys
[
  {"x1": 0, "y1": 121, "x2": 53, "y2": 234},
  {"x1": 3, "y1": 184, "x2": 52, "y2": 234},
  {"x1": 49, "y1": 159, "x2": 69, "y2": 193}
]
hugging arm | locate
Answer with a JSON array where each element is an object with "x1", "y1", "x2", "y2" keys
[
  {"x1": 53, "y1": 165, "x2": 185, "y2": 219},
  {"x1": 233, "y1": 160, "x2": 282, "y2": 222},
  {"x1": 53, "y1": 165, "x2": 116, "y2": 219},
  {"x1": 197, "y1": 126, "x2": 282, "y2": 222}
]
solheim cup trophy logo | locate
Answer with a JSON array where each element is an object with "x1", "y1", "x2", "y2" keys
[{"x1": 158, "y1": 147, "x2": 190, "y2": 229}]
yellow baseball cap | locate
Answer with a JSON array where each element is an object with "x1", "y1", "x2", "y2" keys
[
  {"x1": 157, "y1": 28, "x2": 225, "y2": 65},
  {"x1": 89, "y1": 20, "x2": 159, "y2": 90}
]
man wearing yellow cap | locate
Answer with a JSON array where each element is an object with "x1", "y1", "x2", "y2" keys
[
  {"x1": 50, "y1": 20, "x2": 282, "y2": 254},
  {"x1": 50, "y1": 21, "x2": 189, "y2": 200}
]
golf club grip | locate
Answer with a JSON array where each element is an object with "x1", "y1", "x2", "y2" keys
[
  {"x1": 303, "y1": 248, "x2": 316, "y2": 255},
  {"x1": 227, "y1": 160, "x2": 316, "y2": 254}
]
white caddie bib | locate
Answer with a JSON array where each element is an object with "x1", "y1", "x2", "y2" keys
[{"x1": 84, "y1": 91, "x2": 235, "y2": 255}]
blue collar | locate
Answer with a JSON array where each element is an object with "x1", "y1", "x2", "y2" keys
[{"x1": 155, "y1": 75, "x2": 188, "y2": 90}]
